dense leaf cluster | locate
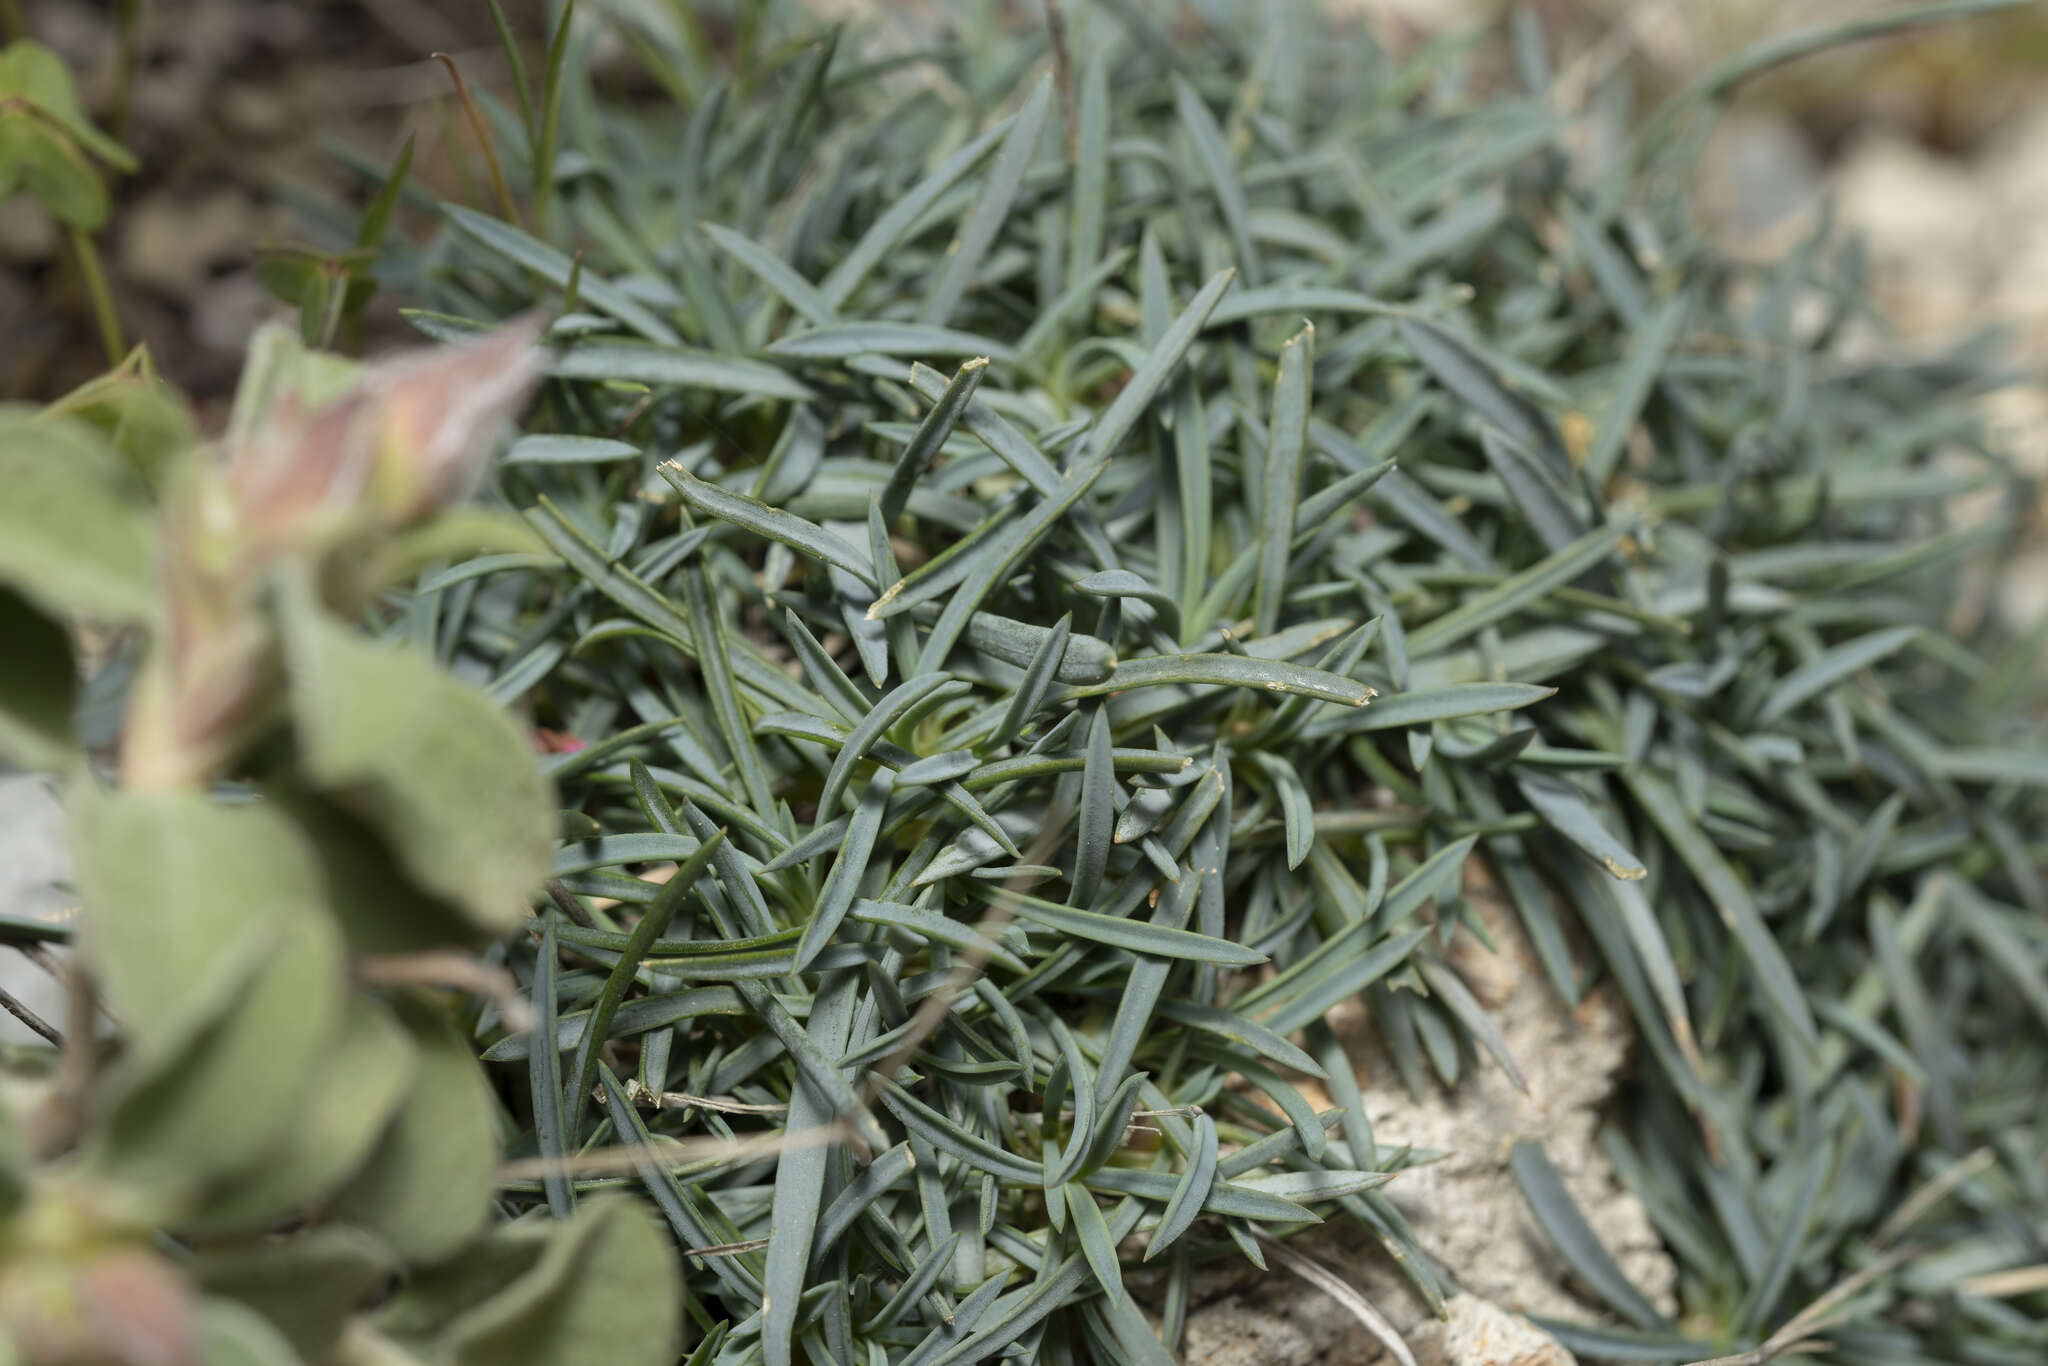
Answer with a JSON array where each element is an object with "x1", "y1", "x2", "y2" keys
[
  {"x1": 3, "y1": 2, "x2": 2045, "y2": 1365},
  {"x1": 350, "y1": 4, "x2": 2048, "y2": 1363}
]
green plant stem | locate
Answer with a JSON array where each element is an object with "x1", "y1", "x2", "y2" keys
[
  {"x1": 0, "y1": 0, "x2": 25, "y2": 41},
  {"x1": 68, "y1": 227, "x2": 125, "y2": 365},
  {"x1": 533, "y1": 0, "x2": 578, "y2": 237},
  {"x1": 111, "y1": 0, "x2": 144, "y2": 141},
  {"x1": 433, "y1": 52, "x2": 522, "y2": 228}
]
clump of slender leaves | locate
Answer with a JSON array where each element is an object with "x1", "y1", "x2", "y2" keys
[
  {"x1": 8, "y1": 1, "x2": 2048, "y2": 1364},
  {"x1": 351, "y1": 1, "x2": 2048, "y2": 1363},
  {"x1": 344, "y1": 2, "x2": 2048, "y2": 1361}
]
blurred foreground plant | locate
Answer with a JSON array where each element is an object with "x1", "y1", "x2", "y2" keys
[{"x1": 0, "y1": 321, "x2": 679, "y2": 1365}]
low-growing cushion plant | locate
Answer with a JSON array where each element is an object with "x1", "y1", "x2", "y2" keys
[{"x1": 5, "y1": 1, "x2": 2048, "y2": 1364}]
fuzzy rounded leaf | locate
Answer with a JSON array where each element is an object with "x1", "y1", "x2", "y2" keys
[
  {"x1": 0, "y1": 40, "x2": 136, "y2": 170},
  {"x1": 80, "y1": 907, "x2": 347, "y2": 1223},
  {"x1": 370, "y1": 1225, "x2": 550, "y2": 1347},
  {"x1": 196, "y1": 1297, "x2": 304, "y2": 1366},
  {"x1": 70, "y1": 788, "x2": 331, "y2": 1035},
  {"x1": 42, "y1": 355, "x2": 199, "y2": 487},
  {"x1": 439, "y1": 1199, "x2": 682, "y2": 1366},
  {"x1": 197, "y1": 1227, "x2": 395, "y2": 1362},
  {"x1": 183, "y1": 994, "x2": 419, "y2": 1238},
  {"x1": 268, "y1": 785, "x2": 497, "y2": 954},
  {"x1": 0, "y1": 409, "x2": 154, "y2": 621},
  {"x1": 281, "y1": 609, "x2": 553, "y2": 938},
  {"x1": 328, "y1": 996, "x2": 500, "y2": 1264},
  {"x1": 0, "y1": 112, "x2": 106, "y2": 228}
]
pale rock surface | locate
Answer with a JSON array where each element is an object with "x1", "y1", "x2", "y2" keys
[
  {"x1": 1438, "y1": 1294, "x2": 1577, "y2": 1366},
  {"x1": 1174, "y1": 865, "x2": 1675, "y2": 1365}
]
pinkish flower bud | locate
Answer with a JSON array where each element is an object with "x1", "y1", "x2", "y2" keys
[
  {"x1": 219, "y1": 316, "x2": 543, "y2": 557},
  {"x1": 364, "y1": 316, "x2": 546, "y2": 527},
  {"x1": 3, "y1": 1246, "x2": 198, "y2": 1366}
]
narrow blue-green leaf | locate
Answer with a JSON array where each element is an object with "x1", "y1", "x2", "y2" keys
[
  {"x1": 1074, "y1": 570, "x2": 1181, "y2": 639},
  {"x1": 1018, "y1": 248, "x2": 1134, "y2": 365},
  {"x1": 768, "y1": 322, "x2": 1015, "y2": 363},
  {"x1": 821, "y1": 116, "x2": 1012, "y2": 309},
  {"x1": 847, "y1": 900, "x2": 1030, "y2": 977},
  {"x1": 1930, "y1": 747, "x2": 2048, "y2": 786},
  {"x1": 881, "y1": 357, "x2": 988, "y2": 527},
  {"x1": 1510, "y1": 1140, "x2": 1666, "y2": 1329},
  {"x1": 1585, "y1": 291, "x2": 1688, "y2": 484},
  {"x1": 445, "y1": 205, "x2": 680, "y2": 344},
  {"x1": 1756, "y1": 625, "x2": 1918, "y2": 724},
  {"x1": 906, "y1": 363, "x2": 1062, "y2": 497},
  {"x1": 894, "y1": 750, "x2": 977, "y2": 786},
  {"x1": 1735, "y1": 1140, "x2": 1830, "y2": 1336},
  {"x1": 563, "y1": 812, "x2": 726, "y2": 1141},
  {"x1": 1397, "y1": 316, "x2": 1568, "y2": 477},
  {"x1": 1240, "y1": 925, "x2": 1434, "y2": 1036},
  {"x1": 1951, "y1": 887, "x2": 2048, "y2": 1031},
  {"x1": 1144, "y1": 1112, "x2": 1219, "y2": 1260},
  {"x1": 1067, "y1": 45, "x2": 1109, "y2": 292},
  {"x1": 875, "y1": 1078, "x2": 1038, "y2": 1183},
  {"x1": 794, "y1": 773, "x2": 890, "y2": 971},
  {"x1": 1084, "y1": 268, "x2": 1237, "y2": 466},
  {"x1": 921, "y1": 75, "x2": 1052, "y2": 326},
  {"x1": 1405, "y1": 524, "x2": 1628, "y2": 658},
  {"x1": 1249, "y1": 752, "x2": 1315, "y2": 870},
  {"x1": 1205, "y1": 286, "x2": 1401, "y2": 329},
  {"x1": 818, "y1": 673, "x2": 963, "y2": 818},
  {"x1": 1256, "y1": 323, "x2": 1314, "y2": 636},
  {"x1": 551, "y1": 833, "x2": 698, "y2": 875},
  {"x1": 812, "y1": 1142, "x2": 916, "y2": 1260},
  {"x1": 1151, "y1": 998, "x2": 1324, "y2": 1076},
  {"x1": 1072, "y1": 706, "x2": 1115, "y2": 906},
  {"x1": 1314, "y1": 682, "x2": 1551, "y2": 735},
  {"x1": 482, "y1": 986, "x2": 745, "y2": 1061},
  {"x1": 1516, "y1": 771, "x2": 1644, "y2": 880},
  {"x1": 530, "y1": 911, "x2": 575, "y2": 1218},
  {"x1": 1066, "y1": 1182, "x2": 1125, "y2": 1306},
  {"x1": 548, "y1": 340, "x2": 814, "y2": 400},
  {"x1": 1064, "y1": 652, "x2": 1373, "y2": 707},
  {"x1": 699, "y1": 220, "x2": 835, "y2": 326},
  {"x1": 1624, "y1": 768, "x2": 1818, "y2": 1049},
  {"x1": 1174, "y1": 77, "x2": 1261, "y2": 287},
  {"x1": 599, "y1": 1067, "x2": 765, "y2": 1306},
  {"x1": 993, "y1": 613, "x2": 1073, "y2": 748},
  {"x1": 504, "y1": 434, "x2": 640, "y2": 465},
  {"x1": 881, "y1": 469, "x2": 1099, "y2": 632},
  {"x1": 910, "y1": 466, "x2": 1108, "y2": 675},
  {"x1": 1416, "y1": 954, "x2": 1526, "y2": 1092},
  {"x1": 925, "y1": 1255, "x2": 1092, "y2": 1366},
  {"x1": 681, "y1": 571, "x2": 775, "y2": 827},
  {"x1": 1380, "y1": 835, "x2": 1479, "y2": 927},
  {"x1": 991, "y1": 889, "x2": 1265, "y2": 966},
  {"x1": 1095, "y1": 872, "x2": 1203, "y2": 1106},
  {"x1": 1598, "y1": 875, "x2": 1700, "y2": 1071},
  {"x1": 1480, "y1": 427, "x2": 1584, "y2": 553},
  {"x1": 763, "y1": 968, "x2": 859, "y2": 1366},
  {"x1": 966, "y1": 612, "x2": 1118, "y2": 685},
  {"x1": 1083, "y1": 1167, "x2": 1317, "y2": 1224},
  {"x1": 865, "y1": 1232, "x2": 961, "y2": 1332},
  {"x1": 661, "y1": 464, "x2": 878, "y2": 589},
  {"x1": 780, "y1": 610, "x2": 868, "y2": 725}
]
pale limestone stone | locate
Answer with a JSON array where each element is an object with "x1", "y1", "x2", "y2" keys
[{"x1": 1174, "y1": 866, "x2": 1674, "y2": 1365}]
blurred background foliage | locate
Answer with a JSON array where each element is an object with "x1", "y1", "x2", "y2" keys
[{"x1": 5, "y1": 0, "x2": 2048, "y2": 404}]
